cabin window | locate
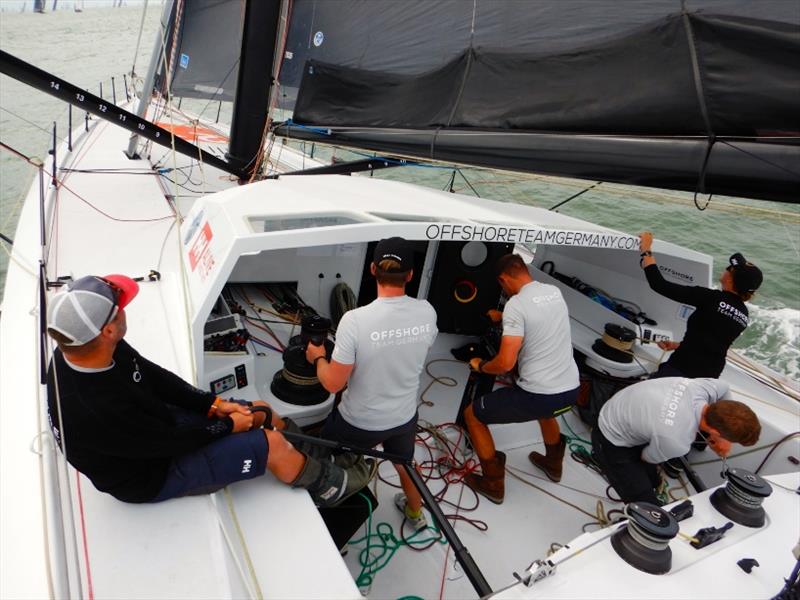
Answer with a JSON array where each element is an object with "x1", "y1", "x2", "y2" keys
[
  {"x1": 369, "y1": 212, "x2": 445, "y2": 222},
  {"x1": 248, "y1": 215, "x2": 362, "y2": 233}
]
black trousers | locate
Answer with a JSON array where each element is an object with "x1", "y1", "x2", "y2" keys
[{"x1": 591, "y1": 426, "x2": 661, "y2": 505}]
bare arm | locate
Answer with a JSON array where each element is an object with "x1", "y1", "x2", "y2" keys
[
  {"x1": 314, "y1": 358, "x2": 353, "y2": 393},
  {"x1": 469, "y1": 335, "x2": 523, "y2": 375}
]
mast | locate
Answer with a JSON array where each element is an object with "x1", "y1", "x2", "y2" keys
[
  {"x1": 225, "y1": 0, "x2": 284, "y2": 176},
  {"x1": 125, "y1": 0, "x2": 173, "y2": 159}
]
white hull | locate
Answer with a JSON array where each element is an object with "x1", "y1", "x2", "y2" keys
[{"x1": 2, "y1": 106, "x2": 798, "y2": 599}]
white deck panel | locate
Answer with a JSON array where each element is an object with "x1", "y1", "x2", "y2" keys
[
  {"x1": 2, "y1": 115, "x2": 358, "y2": 599},
  {"x1": 493, "y1": 472, "x2": 800, "y2": 600},
  {"x1": 4, "y1": 107, "x2": 798, "y2": 600}
]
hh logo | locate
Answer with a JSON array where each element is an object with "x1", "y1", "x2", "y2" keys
[{"x1": 241, "y1": 459, "x2": 253, "y2": 474}]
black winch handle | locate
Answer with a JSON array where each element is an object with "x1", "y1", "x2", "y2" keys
[
  {"x1": 250, "y1": 405, "x2": 274, "y2": 430},
  {"x1": 246, "y1": 410, "x2": 492, "y2": 596}
]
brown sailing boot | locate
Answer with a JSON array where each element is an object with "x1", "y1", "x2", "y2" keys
[
  {"x1": 464, "y1": 451, "x2": 506, "y2": 504},
  {"x1": 528, "y1": 434, "x2": 567, "y2": 482}
]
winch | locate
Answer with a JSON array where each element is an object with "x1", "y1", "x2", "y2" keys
[
  {"x1": 610, "y1": 502, "x2": 679, "y2": 574},
  {"x1": 270, "y1": 315, "x2": 335, "y2": 406},
  {"x1": 592, "y1": 323, "x2": 637, "y2": 364},
  {"x1": 710, "y1": 468, "x2": 773, "y2": 528}
]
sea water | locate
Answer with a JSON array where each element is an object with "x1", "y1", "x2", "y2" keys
[{"x1": 1, "y1": 5, "x2": 798, "y2": 380}]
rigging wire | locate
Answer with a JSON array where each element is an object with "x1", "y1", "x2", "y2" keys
[
  {"x1": 549, "y1": 181, "x2": 602, "y2": 211},
  {"x1": 0, "y1": 106, "x2": 71, "y2": 145},
  {"x1": 718, "y1": 139, "x2": 800, "y2": 179},
  {"x1": 129, "y1": 0, "x2": 150, "y2": 79}
]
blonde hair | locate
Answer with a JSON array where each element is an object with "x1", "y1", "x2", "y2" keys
[{"x1": 374, "y1": 259, "x2": 409, "y2": 287}]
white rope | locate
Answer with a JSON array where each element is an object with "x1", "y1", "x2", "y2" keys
[
  {"x1": 207, "y1": 493, "x2": 260, "y2": 600},
  {"x1": 223, "y1": 488, "x2": 264, "y2": 599},
  {"x1": 0, "y1": 238, "x2": 38, "y2": 278}
]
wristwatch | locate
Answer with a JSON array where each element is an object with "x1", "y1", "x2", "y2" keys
[{"x1": 639, "y1": 250, "x2": 653, "y2": 268}]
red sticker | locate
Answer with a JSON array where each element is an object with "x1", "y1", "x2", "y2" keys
[{"x1": 189, "y1": 222, "x2": 213, "y2": 271}]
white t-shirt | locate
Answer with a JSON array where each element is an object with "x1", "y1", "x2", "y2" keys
[
  {"x1": 502, "y1": 281, "x2": 579, "y2": 394},
  {"x1": 333, "y1": 295, "x2": 438, "y2": 431},
  {"x1": 598, "y1": 377, "x2": 730, "y2": 463}
]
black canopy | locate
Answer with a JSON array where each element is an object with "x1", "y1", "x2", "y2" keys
[{"x1": 273, "y1": 0, "x2": 799, "y2": 203}]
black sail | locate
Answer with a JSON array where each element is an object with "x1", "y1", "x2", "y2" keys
[
  {"x1": 273, "y1": 0, "x2": 800, "y2": 203},
  {"x1": 166, "y1": 0, "x2": 244, "y2": 102}
]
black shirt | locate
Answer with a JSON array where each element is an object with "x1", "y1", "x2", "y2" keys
[
  {"x1": 644, "y1": 264, "x2": 749, "y2": 378},
  {"x1": 46, "y1": 340, "x2": 233, "y2": 502}
]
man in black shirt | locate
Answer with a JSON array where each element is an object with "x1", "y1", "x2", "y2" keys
[
  {"x1": 46, "y1": 275, "x2": 372, "y2": 505},
  {"x1": 639, "y1": 232, "x2": 763, "y2": 379}
]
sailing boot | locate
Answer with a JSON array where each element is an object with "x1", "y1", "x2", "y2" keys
[
  {"x1": 290, "y1": 452, "x2": 376, "y2": 508},
  {"x1": 528, "y1": 434, "x2": 567, "y2": 482},
  {"x1": 281, "y1": 417, "x2": 332, "y2": 460},
  {"x1": 463, "y1": 451, "x2": 506, "y2": 504}
]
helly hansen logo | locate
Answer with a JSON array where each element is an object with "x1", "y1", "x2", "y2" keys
[{"x1": 241, "y1": 459, "x2": 253, "y2": 474}]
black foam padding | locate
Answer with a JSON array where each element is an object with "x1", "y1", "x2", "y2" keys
[
  {"x1": 427, "y1": 241, "x2": 512, "y2": 335},
  {"x1": 318, "y1": 487, "x2": 379, "y2": 550}
]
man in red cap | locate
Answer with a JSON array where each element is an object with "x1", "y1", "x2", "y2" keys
[{"x1": 46, "y1": 275, "x2": 373, "y2": 505}]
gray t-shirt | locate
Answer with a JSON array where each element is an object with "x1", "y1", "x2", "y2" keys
[
  {"x1": 598, "y1": 377, "x2": 730, "y2": 463},
  {"x1": 333, "y1": 295, "x2": 438, "y2": 431},
  {"x1": 502, "y1": 281, "x2": 579, "y2": 394}
]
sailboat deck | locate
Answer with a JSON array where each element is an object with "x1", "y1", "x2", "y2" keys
[{"x1": 3, "y1": 100, "x2": 799, "y2": 599}]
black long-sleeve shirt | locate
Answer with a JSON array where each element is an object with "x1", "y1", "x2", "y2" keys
[
  {"x1": 46, "y1": 340, "x2": 233, "y2": 502},
  {"x1": 644, "y1": 264, "x2": 749, "y2": 378}
]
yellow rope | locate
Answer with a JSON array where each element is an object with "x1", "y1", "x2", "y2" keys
[{"x1": 600, "y1": 332, "x2": 634, "y2": 352}]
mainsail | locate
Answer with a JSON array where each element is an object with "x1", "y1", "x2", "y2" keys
[
  {"x1": 267, "y1": 0, "x2": 799, "y2": 203},
  {"x1": 164, "y1": 0, "x2": 244, "y2": 102}
]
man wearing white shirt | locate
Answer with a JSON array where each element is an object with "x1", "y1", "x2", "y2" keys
[
  {"x1": 594, "y1": 377, "x2": 760, "y2": 504},
  {"x1": 463, "y1": 254, "x2": 580, "y2": 504},
  {"x1": 307, "y1": 237, "x2": 438, "y2": 530}
]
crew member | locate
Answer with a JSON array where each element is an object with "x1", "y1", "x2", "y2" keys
[
  {"x1": 306, "y1": 237, "x2": 437, "y2": 530},
  {"x1": 46, "y1": 275, "x2": 373, "y2": 505},
  {"x1": 462, "y1": 254, "x2": 580, "y2": 503},
  {"x1": 639, "y1": 232, "x2": 763, "y2": 378},
  {"x1": 593, "y1": 377, "x2": 760, "y2": 504}
]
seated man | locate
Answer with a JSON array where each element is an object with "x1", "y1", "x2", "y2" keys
[
  {"x1": 46, "y1": 275, "x2": 372, "y2": 506},
  {"x1": 593, "y1": 377, "x2": 760, "y2": 505},
  {"x1": 306, "y1": 237, "x2": 438, "y2": 530},
  {"x1": 463, "y1": 254, "x2": 580, "y2": 503}
]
